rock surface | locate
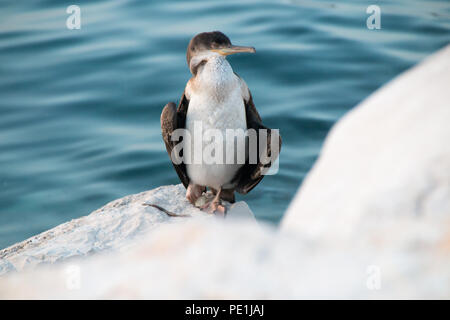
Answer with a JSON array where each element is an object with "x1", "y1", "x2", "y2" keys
[
  {"x1": 282, "y1": 45, "x2": 450, "y2": 240},
  {"x1": 280, "y1": 44, "x2": 450, "y2": 297},
  {"x1": 0, "y1": 184, "x2": 254, "y2": 276},
  {"x1": 0, "y1": 46, "x2": 449, "y2": 299}
]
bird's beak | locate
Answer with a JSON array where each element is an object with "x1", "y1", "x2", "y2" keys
[{"x1": 212, "y1": 45, "x2": 256, "y2": 56}]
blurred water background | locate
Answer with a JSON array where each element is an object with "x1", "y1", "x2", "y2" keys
[{"x1": 0, "y1": 0, "x2": 448, "y2": 249}]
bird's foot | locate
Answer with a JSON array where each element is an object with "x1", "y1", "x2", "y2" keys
[
  {"x1": 186, "y1": 183, "x2": 205, "y2": 205},
  {"x1": 200, "y1": 199, "x2": 226, "y2": 216},
  {"x1": 192, "y1": 187, "x2": 227, "y2": 216}
]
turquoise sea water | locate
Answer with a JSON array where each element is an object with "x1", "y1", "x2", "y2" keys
[{"x1": 0, "y1": 0, "x2": 449, "y2": 249}]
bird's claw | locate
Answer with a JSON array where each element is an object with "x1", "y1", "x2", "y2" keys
[
  {"x1": 200, "y1": 199, "x2": 226, "y2": 216},
  {"x1": 186, "y1": 184, "x2": 205, "y2": 205},
  {"x1": 209, "y1": 201, "x2": 226, "y2": 216}
]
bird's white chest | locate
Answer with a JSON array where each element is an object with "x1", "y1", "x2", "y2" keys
[
  {"x1": 185, "y1": 77, "x2": 247, "y2": 189},
  {"x1": 187, "y1": 90, "x2": 246, "y2": 132}
]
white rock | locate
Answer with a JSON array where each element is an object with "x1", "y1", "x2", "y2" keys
[
  {"x1": 282, "y1": 45, "x2": 450, "y2": 241},
  {"x1": 1, "y1": 215, "x2": 448, "y2": 299},
  {"x1": 0, "y1": 184, "x2": 254, "y2": 276},
  {"x1": 280, "y1": 45, "x2": 450, "y2": 297},
  {"x1": 227, "y1": 202, "x2": 257, "y2": 221},
  {"x1": 0, "y1": 218, "x2": 396, "y2": 299}
]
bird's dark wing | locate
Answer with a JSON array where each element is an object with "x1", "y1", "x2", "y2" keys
[
  {"x1": 160, "y1": 91, "x2": 190, "y2": 188},
  {"x1": 233, "y1": 92, "x2": 282, "y2": 194}
]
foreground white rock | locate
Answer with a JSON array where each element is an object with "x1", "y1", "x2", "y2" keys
[
  {"x1": 0, "y1": 184, "x2": 254, "y2": 276},
  {"x1": 0, "y1": 46, "x2": 449, "y2": 299},
  {"x1": 0, "y1": 219, "x2": 358, "y2": 299},
  {"x1": 0, "y1": 211, "x2": 447, "y2": 299},
  {"x1": 282, "y1": 45, "x2": 450, "y2": 240},
  {"x1": 281, "y1": 44, "x2": 450, "y2": 297}
]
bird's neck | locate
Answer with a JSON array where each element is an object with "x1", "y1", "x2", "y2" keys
[{"x1": 194, "y1": 56, "x2": 236, "y2": 100}]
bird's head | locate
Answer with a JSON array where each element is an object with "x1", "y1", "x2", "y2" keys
[{"x1": 186, "y1": 31, "x2": 255, "y2": 75}]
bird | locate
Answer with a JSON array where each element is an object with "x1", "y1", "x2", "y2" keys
[{"x1": 160, "y1": 31, "x2": 281, "y2": 214}]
